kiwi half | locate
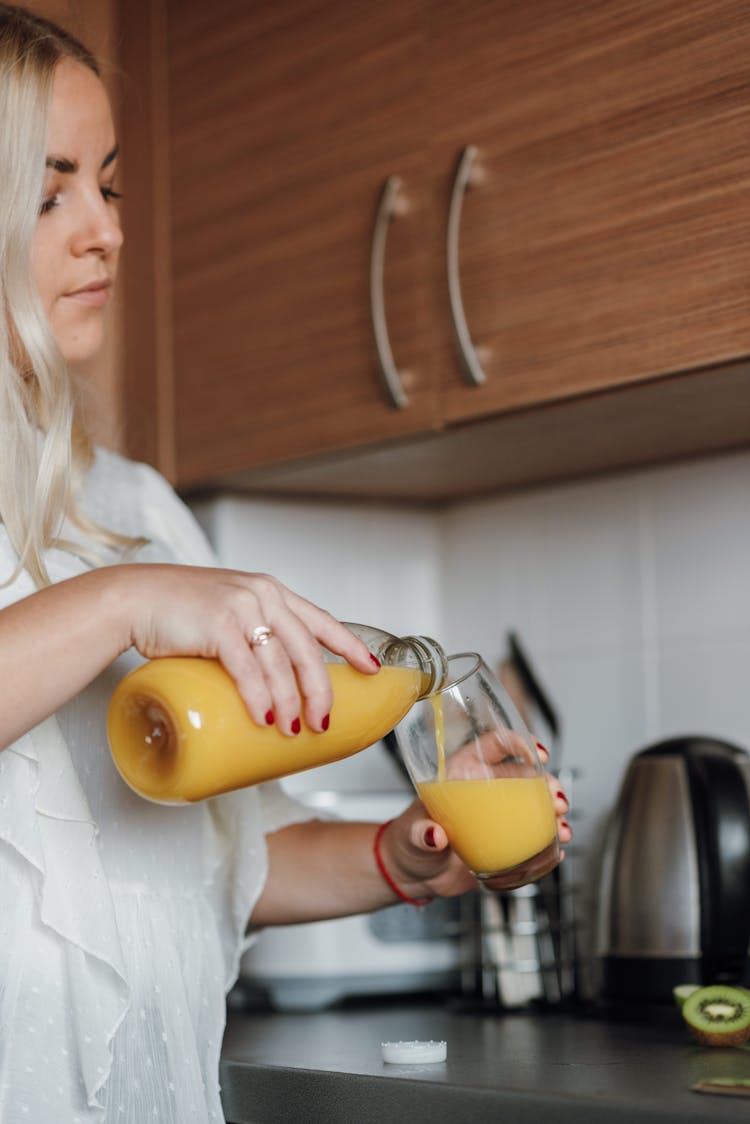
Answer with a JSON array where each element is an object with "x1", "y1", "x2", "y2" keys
[{"x1": 682, "y1": 985, "x2": 750, "y2": 1046}]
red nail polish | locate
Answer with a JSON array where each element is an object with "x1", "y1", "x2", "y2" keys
[
  {"x1": 425, "y1": 827, "x2": 436, "y2": 847},
  {"x1": 265, "y1": 710, "x2": 274, "y2": 726},
  {"x1": 560, "y1": 820, "x2": 571, "y2": 833},
  {"x1": 370, "y1": 654, "x2": 381, "y2": 668},
  {"x1": 321, "y1": 713, "x2": 330, "y2": 731},
  {"x1": 535, "y1": 740, "x2": 548, "y2": 754},
  {"x1": 556, "y1": 790, "x2": 568, "y2": 804},
  {"x1": 291, "y1": 717, "x2": 301, "y2": 735}
]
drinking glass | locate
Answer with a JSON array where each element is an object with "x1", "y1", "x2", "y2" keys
[{"x1": 392, "y1": 653, "x2": 560, "y2": 891}]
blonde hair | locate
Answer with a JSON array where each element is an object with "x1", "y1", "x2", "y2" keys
[{"x1": 0, "y1": 5, "x2": 143, "y2": 588}]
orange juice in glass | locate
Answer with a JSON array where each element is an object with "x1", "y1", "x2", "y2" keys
[{"x1": 393, "y1": 653, "x2": 559, "y2": 890}]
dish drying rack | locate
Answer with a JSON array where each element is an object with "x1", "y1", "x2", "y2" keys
[{"x1": 458, "y1": 766, "x2": 580, "y2": 1010}]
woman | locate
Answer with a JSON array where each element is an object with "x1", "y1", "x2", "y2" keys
[{"x1": 0, "y1": 7, "x2": 571, "y2": 1122}]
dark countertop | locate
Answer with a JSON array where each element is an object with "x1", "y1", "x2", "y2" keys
[{"x1": 219, "y1": 999, "x2": 750, "y2": 1123}]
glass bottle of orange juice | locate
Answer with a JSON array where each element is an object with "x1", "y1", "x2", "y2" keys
[{"x1": 107, "y1": 624, "x2": 447, "y2": 804}]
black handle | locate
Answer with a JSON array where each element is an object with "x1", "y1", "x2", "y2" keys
[{"x1": 684, "y1": 741, "x2": 750, "y2": 981}]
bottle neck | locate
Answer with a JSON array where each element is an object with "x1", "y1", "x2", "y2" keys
[
  {"x1": 339, "y1": 623, "x2": 448, "y2": 697},
  {"x1": 383, "y1": 635, "x2": 448, "y2": 697}
]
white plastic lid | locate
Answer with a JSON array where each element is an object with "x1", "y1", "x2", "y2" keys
[{"x1": 381, "y1": 1039, "x2": 447, "y2": 1064}]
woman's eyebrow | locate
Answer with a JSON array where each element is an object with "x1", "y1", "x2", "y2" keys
[
  {"x1": 44, "y1": 145, "x2": 119, "y2": 175},
  {"x1": 46, "y1": 155, "x2": 77, "y2": 173}
]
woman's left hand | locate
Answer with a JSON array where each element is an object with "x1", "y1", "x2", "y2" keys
[
  {"x1": 255, "y1": 765, "x2": 571, "y2": 926},
  {"x1": 378, "y1": 767, "x2": 572, "y2": 903}
]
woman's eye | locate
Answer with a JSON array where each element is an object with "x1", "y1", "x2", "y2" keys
[
  {"x1": 39, "y1": 194, "x2": 60, "y2": 216},
  {"x1": 101, "y1": 185, "x2": 122, "y2": 203}
]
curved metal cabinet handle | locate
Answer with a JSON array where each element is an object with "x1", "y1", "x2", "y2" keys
[
  {"x1": 446, "y1": 145, "x2": 487, "y2": 387},
  {"x1": 370, "y1": 175, "x2": 409, "y2": 409}
]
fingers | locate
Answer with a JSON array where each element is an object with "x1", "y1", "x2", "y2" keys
[
  {"x1": 410, "y1": 816, "x2": 450, "y2": 853},
  {"x1": 221, "y1": 625, "x2": 306, "y2": 734},
  {"x1": 383, "y1": 803, "x2": 480, "y2": 899},
  {"x1": 252, "y1": 599, "x2": 333, "y2": 734},
  {"x1": 262, "y1": 581, "x2": 386, "y2": 731},
  {"x1": 559, "y1": 822, "x2": 573, "y2": 846},
  {"x1": 219, "y1": 640, "x2": 275, "y2": 729},
  {"x1": 281, "y1": 588, "x2": 377, "y2": 674},
  {"x1": 535, "y1": 740, "x2": 550, "y2": 764},
  {"x1": 219, "y1": 573, "x2": 374, "y2": 736},
  {"x1": 214, "y1": 582, "x2": 323, "y2": 736},
  {"x1": 131, "y1": 564, "x2": 377, "y2": 737},
  {"x1": 545, "y1": 772, "x2": 573, "y2": 844},
  {"x1": 547, "y1": 773, "x2": 570, "y2": 813}
]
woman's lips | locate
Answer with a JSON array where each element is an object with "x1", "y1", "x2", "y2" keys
[{"x1": 65, "y1": 281, "x2": 111, "y2": 307}]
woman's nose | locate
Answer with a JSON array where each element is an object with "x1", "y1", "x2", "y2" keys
[{"x1": 72, "y1": 190, "x2": 123, "y2": 256}]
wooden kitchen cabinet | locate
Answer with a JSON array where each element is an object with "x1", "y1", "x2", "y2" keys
[
  {"x1": 119, "y1": 0, "x2": 438, "y2": 488},
  {"x1": 117, "y1": 0, "x2": 750, "y2": 499},
  {"x1": 426, "y1": 0, "x2": 750, "y2": 425}
]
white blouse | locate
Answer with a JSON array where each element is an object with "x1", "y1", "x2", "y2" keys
[{"x1": 0, "y1": 448, "x2": 309, "y2": 1124}]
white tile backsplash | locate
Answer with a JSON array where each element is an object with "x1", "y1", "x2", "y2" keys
[
  {"x1": 191, "y1": 448, "x2": 750, "y2": 857},
  {"x1": 655, "y1": 634, "x2": 750, "y2": 747},
  {"x1": 193, "y1": 495, "x2": 443, "y2": 637},
  {"x1": 441, "y1": 472, "x2": 646, "y2": 664},
  {"x1": 645, "y1": 452, "x2": 750, "y2": 641}
]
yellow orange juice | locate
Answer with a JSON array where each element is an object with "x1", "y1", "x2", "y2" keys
[
  {"x1": 108, "y1": 658, "x2": 426, "y2": 803},
  {"x1": 417, "y1": 774, "x2": 556, "y2": 875}
]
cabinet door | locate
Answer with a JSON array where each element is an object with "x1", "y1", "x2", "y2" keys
[
  {"x1": 428, "y1": 0, "x2": 750, "y2": 424},
  {"x1": 165, "y1": 0, "x2": 435, "y2": 488}
]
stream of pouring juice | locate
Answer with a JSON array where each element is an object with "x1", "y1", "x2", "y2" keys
[
  {"x1": 108, "y1": 659, "x2": 427, "y2": 803},
  {"x1": 418, "y1": 696, "x2": 556, "y2": 875}
]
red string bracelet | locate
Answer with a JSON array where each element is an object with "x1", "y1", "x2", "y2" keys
[{"x1": 373, "y1": 819, "x2": 431, "y2": 907}]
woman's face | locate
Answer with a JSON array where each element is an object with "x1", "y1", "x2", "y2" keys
[{"x1": 31, "y1": 58, "x2": 123, "y2": 363}]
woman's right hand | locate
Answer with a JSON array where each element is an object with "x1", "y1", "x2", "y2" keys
[
  {"x1": 5, "y1": 562, "x2": 371, "y2": 750},
  {"x1": 118, "y1": 563, "x2": 377, "y2": 736}
]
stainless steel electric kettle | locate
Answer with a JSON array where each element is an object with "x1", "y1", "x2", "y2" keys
[{"x1": 595, "y1": 736, "x2": 750, "y2": 1001}]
